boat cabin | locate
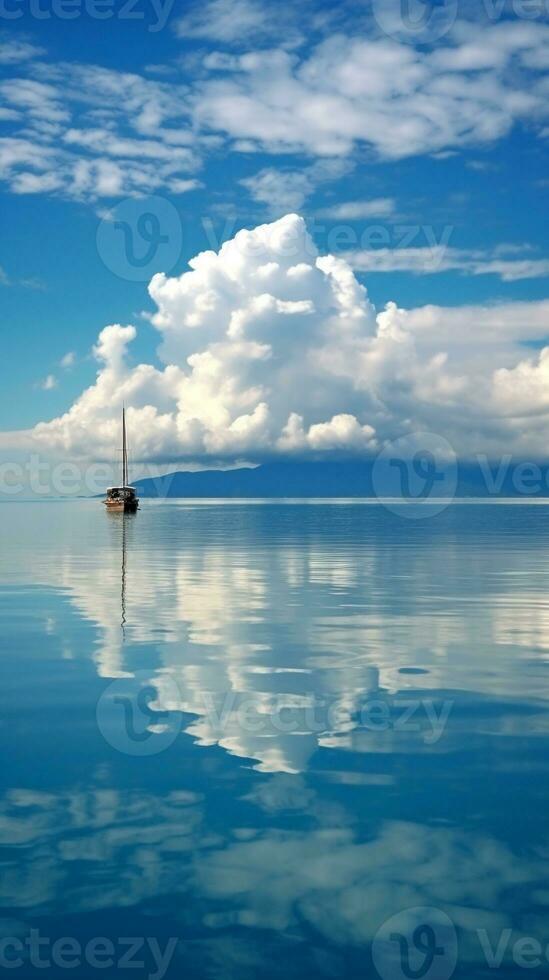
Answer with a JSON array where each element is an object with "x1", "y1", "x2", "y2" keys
[{"x1": 106, "y1": 486, "x2": 138, "y2": 500}]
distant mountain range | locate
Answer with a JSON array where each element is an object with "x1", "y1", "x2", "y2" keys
[{"x1": 133, "y1": 460, "x2": 549, "y2": 498}]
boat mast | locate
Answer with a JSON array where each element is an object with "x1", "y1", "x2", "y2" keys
[{"x1": 122, "y1": 406, "x2": 128, "y2": 488}]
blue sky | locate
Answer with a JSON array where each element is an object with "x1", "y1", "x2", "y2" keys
[{"x1": 1, "y1": 0, "x2": 548, "y2": 467}]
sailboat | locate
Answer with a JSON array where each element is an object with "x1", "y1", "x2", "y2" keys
[{"x1": 103, "y1": 408, "x2": 139, "y2": 513}]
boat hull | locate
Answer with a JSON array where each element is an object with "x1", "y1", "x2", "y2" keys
[{"x1": 104, "y1": 499, "x2": 139, "y2": 513}]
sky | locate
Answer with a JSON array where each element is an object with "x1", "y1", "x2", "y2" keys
[{"x1": 0, "y1": 0, "x2": 549, "y2": 477}]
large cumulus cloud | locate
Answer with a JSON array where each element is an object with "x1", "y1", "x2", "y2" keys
[{"x1": 25, "y1": 213, "x2": 549, "y2": 463}]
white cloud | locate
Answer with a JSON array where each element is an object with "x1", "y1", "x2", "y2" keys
[
  {"x1": 0, "y1": 20, "x2": 548, "y2": 204},
  {"x1": 349, "y1": 245, "x2": 549, "y2": 281},
  {"x1": 175, "y1": 0, "x2": 278, "y2": 45},
  {"x1": 60, "y1": 352, "x2": 76, "y2": 369},
  {"x1": 319, "y1": 199, "x2": 396, "y2": 220},
  {"x1": 39, "y1": 375, "x2": 57, "y2": 391},
  {"x1": 493, "y1": 347, "x2": 549, "y2": 418},
  {"x1": 0, "y1": 64, "x2": 201, "y2": 202},
  {"x1": 278, "y1": 412, "x2": 376, "y2": 453},
  {"x1": 241, "y1": 159, "x2": 352, "y2": 214},
  {"x1": 193, "y1": 21, "x2": 549, "y2": 158},
  {"x1": 0, "y1": 264, "x2": 46, "y2": 289},
  {"x1": 0, "y1": 41, "x2": 45, "y2": 65},
  {"x1": 2, "y1": 214, "x2": 546, "y2": 464},
  {"x1": 28, "y1": 215, "x2": 381, "y2": 461},
  {"x1": 241, "y1": 168, "x2": 315, "y2": 213}
]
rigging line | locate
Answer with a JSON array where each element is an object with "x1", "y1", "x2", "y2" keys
[
  {"x1": 122, "y1": 405, "x2": 127, "y2": 487},
  {"x1": 126, "y1": 414, "x2": 131, "y2": 487}
]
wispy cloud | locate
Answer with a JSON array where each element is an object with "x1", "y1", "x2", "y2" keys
[
  {"x1": 39, "y1": 375, "x2": 58, "y2": 391},
  {"x1": 0, "y1": 63, "x2": 201, "y2": 202},
  {"x1": 318, "y1": 199, "x2": 396, "y2": 220},
  {"x1": 0, "y1": 40, "x2": 45, "y2": 65},
  {"x1": 241, "y1": 159, "x2": 351, "y2": 214},
  {"x1": 193, "y1": 21, "x2": 549, "y2": 158},
  {"x1": 60, "y1": 352, "x2": 76, "y2": 369},
  {"x1": 241, "y1": 168, "x2": 314, "y2": 213},
  {"x1": 0, "y1": 19, "x2": 548, "y2": 205},
  {"x1": 174, "y1": 0, "x2": 301, "y2": 47},
  {"x1": 0, "y1": 265, "x2": 46, "y2": 290},
  {"x1": 348, "y1": 245, "x2": 549, "y2": 281}
]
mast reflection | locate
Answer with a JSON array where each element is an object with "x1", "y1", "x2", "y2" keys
[{"x1": 106, "y1": 510, "x2": 135, "y2": 638}]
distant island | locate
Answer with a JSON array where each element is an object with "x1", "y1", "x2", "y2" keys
[{"x1": 133, "y1": 460, "x2": 549, "y2": 499}]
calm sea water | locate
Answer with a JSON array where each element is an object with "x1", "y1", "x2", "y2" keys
[{"x1": 1, "y1": 500, "x2": 549, "y2": 980}]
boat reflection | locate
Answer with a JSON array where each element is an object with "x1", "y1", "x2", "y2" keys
[{"x1": 105, "y1": 509, "x2": 137, "y2": 637}]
